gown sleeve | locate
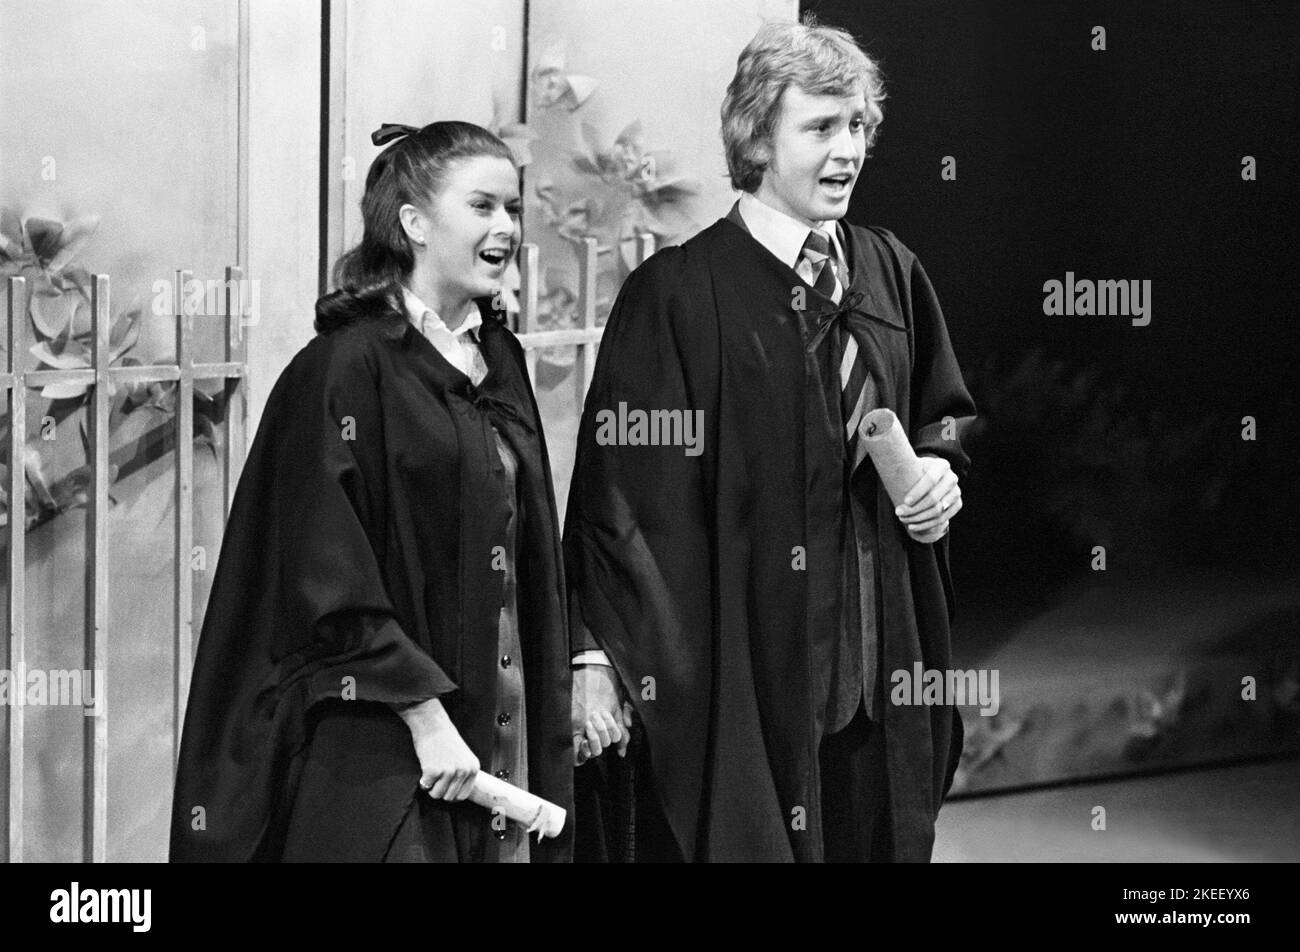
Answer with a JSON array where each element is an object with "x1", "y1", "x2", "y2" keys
[
  {"x1": 276, "y1": 329, "x2": 457, "y2": 706},
  {"x1": 170, "y1": 325, "x2": 452, "y2": 861},
  {"x1": 894, "y1": 242, "x2": 977, "y2": 629},
  {"x1": 904, "y1": 251, "x2": 978, "y2": 480},
  {"x1": 562, "y1": 247, "x2": 717, "y2": 858},
  {"x1": 562, "y1": 246, "x2": 714, "y2": 699}
]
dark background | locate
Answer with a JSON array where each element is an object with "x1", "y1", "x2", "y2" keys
[{"x1": 805, "y1": 0, "x2": 1299, "y2": 615}]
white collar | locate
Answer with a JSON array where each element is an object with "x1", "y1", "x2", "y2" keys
[
  {"x1": 737, "y1": 191, "x2": 847, "y2": 271},
  {"x1": 401, "y1": 286, "x2": 483, "y2": 341}
]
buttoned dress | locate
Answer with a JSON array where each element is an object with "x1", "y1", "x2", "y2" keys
[{"x1": 400, "y1": 288, "x2": 531, "y2": 863}]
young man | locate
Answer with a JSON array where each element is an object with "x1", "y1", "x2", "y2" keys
[{"x1": 566, "y1": 18, "x2": 976, "y2": 862}]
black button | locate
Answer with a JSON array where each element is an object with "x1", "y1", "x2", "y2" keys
[
  {"x1": 494, "y1": 829, "x2": 508, "y2": 840},
  {"x1": 500, "y1": 655, "x2": 511, "y2": 668},
  {"x1": 497, "y1": 712, "x2": 511, "y2": 727},
  {"x1": 495, "y1": 769, "x2": 510, "y2": 779}
]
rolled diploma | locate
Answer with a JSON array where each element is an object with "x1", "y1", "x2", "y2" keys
[
  {"x1": 461, "y1": 773, "x2": 567, "y2": 841},
  {"x1": 857, "y1": 408, "x2": 925, "y2": 508}
]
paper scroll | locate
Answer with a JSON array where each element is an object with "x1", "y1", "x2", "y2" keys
[
  {"x1": 434, "y1": 773, "x2": 567, "y2": 841},
  {"x1": 857, "y1": 408, "x2": 925, "y2": 508}
]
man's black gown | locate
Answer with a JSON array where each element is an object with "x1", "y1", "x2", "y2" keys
[
  {"x1": 565, "y1": 215, "x2": 976, "y2": 862},
  {"x1": 170, "y1": 301, "x2": 573, "y2": 862}
]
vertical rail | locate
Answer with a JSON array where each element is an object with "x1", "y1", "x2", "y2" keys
[
  {"x1": 518, "y1": 243, "x2": 540, "y2": 385},
  {"x1": 223, "y1": 266, "x2": 247, "y2": 517},
  {"x1": 637, "y1": 233, "x2": 656, "y2": 268},
  {"x1": 321, "y1": 0, "x2": 349, "y2": 295},
  {"x1": 575, "y1": 237, "x2": 599, "y2": 406},
  {"x1": 237, "y1": 0, "x2": 251, "y2": 277},
  {"x1": 173, "y1": 272, "x2": 195, "y2": 774},
  {"x1": 5, "y1": 277, "x2": 27, "y2": 864},
  {"x1": 84, "y1": 275, "x2": 110, "y2": 863},
  {"x1": 2, "y1": 266, "x2": 249, "y2": 860}
]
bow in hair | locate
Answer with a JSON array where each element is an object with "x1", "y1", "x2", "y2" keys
[{"x1": 372, "y1": 122, "x2": 420, "y2": 146}]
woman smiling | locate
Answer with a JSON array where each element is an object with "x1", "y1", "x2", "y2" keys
[{"x1": 170, "y1": 122, "x2": 573, "y2": 863}]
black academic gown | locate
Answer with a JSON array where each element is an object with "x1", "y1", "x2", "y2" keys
[
  {"x1": 564, "y1": 216, "x2": 976, "y2": 862},
  {"x1": 170, "y1": 300, "x2": 573, "y2": 862}
]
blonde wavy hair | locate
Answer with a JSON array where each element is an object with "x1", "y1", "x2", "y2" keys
[{"x1": 721, "y1": 15, "x2": 886, "y2": 193}]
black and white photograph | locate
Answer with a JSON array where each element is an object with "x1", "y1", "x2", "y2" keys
[{"x1": 0, "y1": 0, "x2": 1296, "y2": 927}]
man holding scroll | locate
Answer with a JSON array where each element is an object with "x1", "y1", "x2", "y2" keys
[{"x1": 565, "y1": 17, "x2": 977, "y2": 862}]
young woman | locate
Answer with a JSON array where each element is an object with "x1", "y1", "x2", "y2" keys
[{"x1": 170, "y1": 121, "x2": 573, "y2": 862}]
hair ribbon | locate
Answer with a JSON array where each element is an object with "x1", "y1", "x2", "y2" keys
[{"x1": 372, "y1": 122, "x2": 419, "y2": 146}]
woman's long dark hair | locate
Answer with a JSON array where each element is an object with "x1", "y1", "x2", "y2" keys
[{"x1": 315, "y1": 121, "x2": 515, "y2": 333}]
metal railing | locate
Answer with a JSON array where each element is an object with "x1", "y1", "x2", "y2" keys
[
  {"x1": 1, "y1": 232, "x2": 653, "y2": 862},
  {"x1": 2, "y1": 268, "x2": 248, "y2": 863},
  {"x1": 515, "y1": 234, "x2": 656, "y2": 400}
]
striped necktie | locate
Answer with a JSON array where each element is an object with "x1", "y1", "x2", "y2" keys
[
  {"x1": 802, "y1": 229, "x2": 877, "y2": 465},
  {"x1": 840, "y1": 316, "x2": 878, "y2": 470},
  {"x1": 800, "y1": 228, "x2": 842, "y2": 304}
]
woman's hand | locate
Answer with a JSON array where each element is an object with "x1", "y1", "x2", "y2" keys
[
  {"x1": 394, "y1": 697, "x2": 480, "y2": 800},
  {"x1": 896, "y1": 455, "x2": 962, "y2": 544}
]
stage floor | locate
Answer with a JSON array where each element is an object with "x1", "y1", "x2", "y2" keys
[{"x1": 934, "y1": 757, "x2": 1300, "y2": 862}]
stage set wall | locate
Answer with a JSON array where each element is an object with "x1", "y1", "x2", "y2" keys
[{"x1": 0, "y1": 0, "x2": 794, "y2": 862}]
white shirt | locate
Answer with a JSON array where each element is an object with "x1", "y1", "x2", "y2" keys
[
  {"x1": 737, "y1": 191, "x2": 849, "y2": 290},
  {"x1": 401, "y1": 286, "x2": 488, "y2": 385}
]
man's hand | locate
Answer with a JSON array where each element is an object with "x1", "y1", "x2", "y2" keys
[
  {"x1": 572, "y1": 664, "x2": 632, "y2": 765},
  {"x1": 896, "y1": 454, "x2": 962, "y2": 544}
]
